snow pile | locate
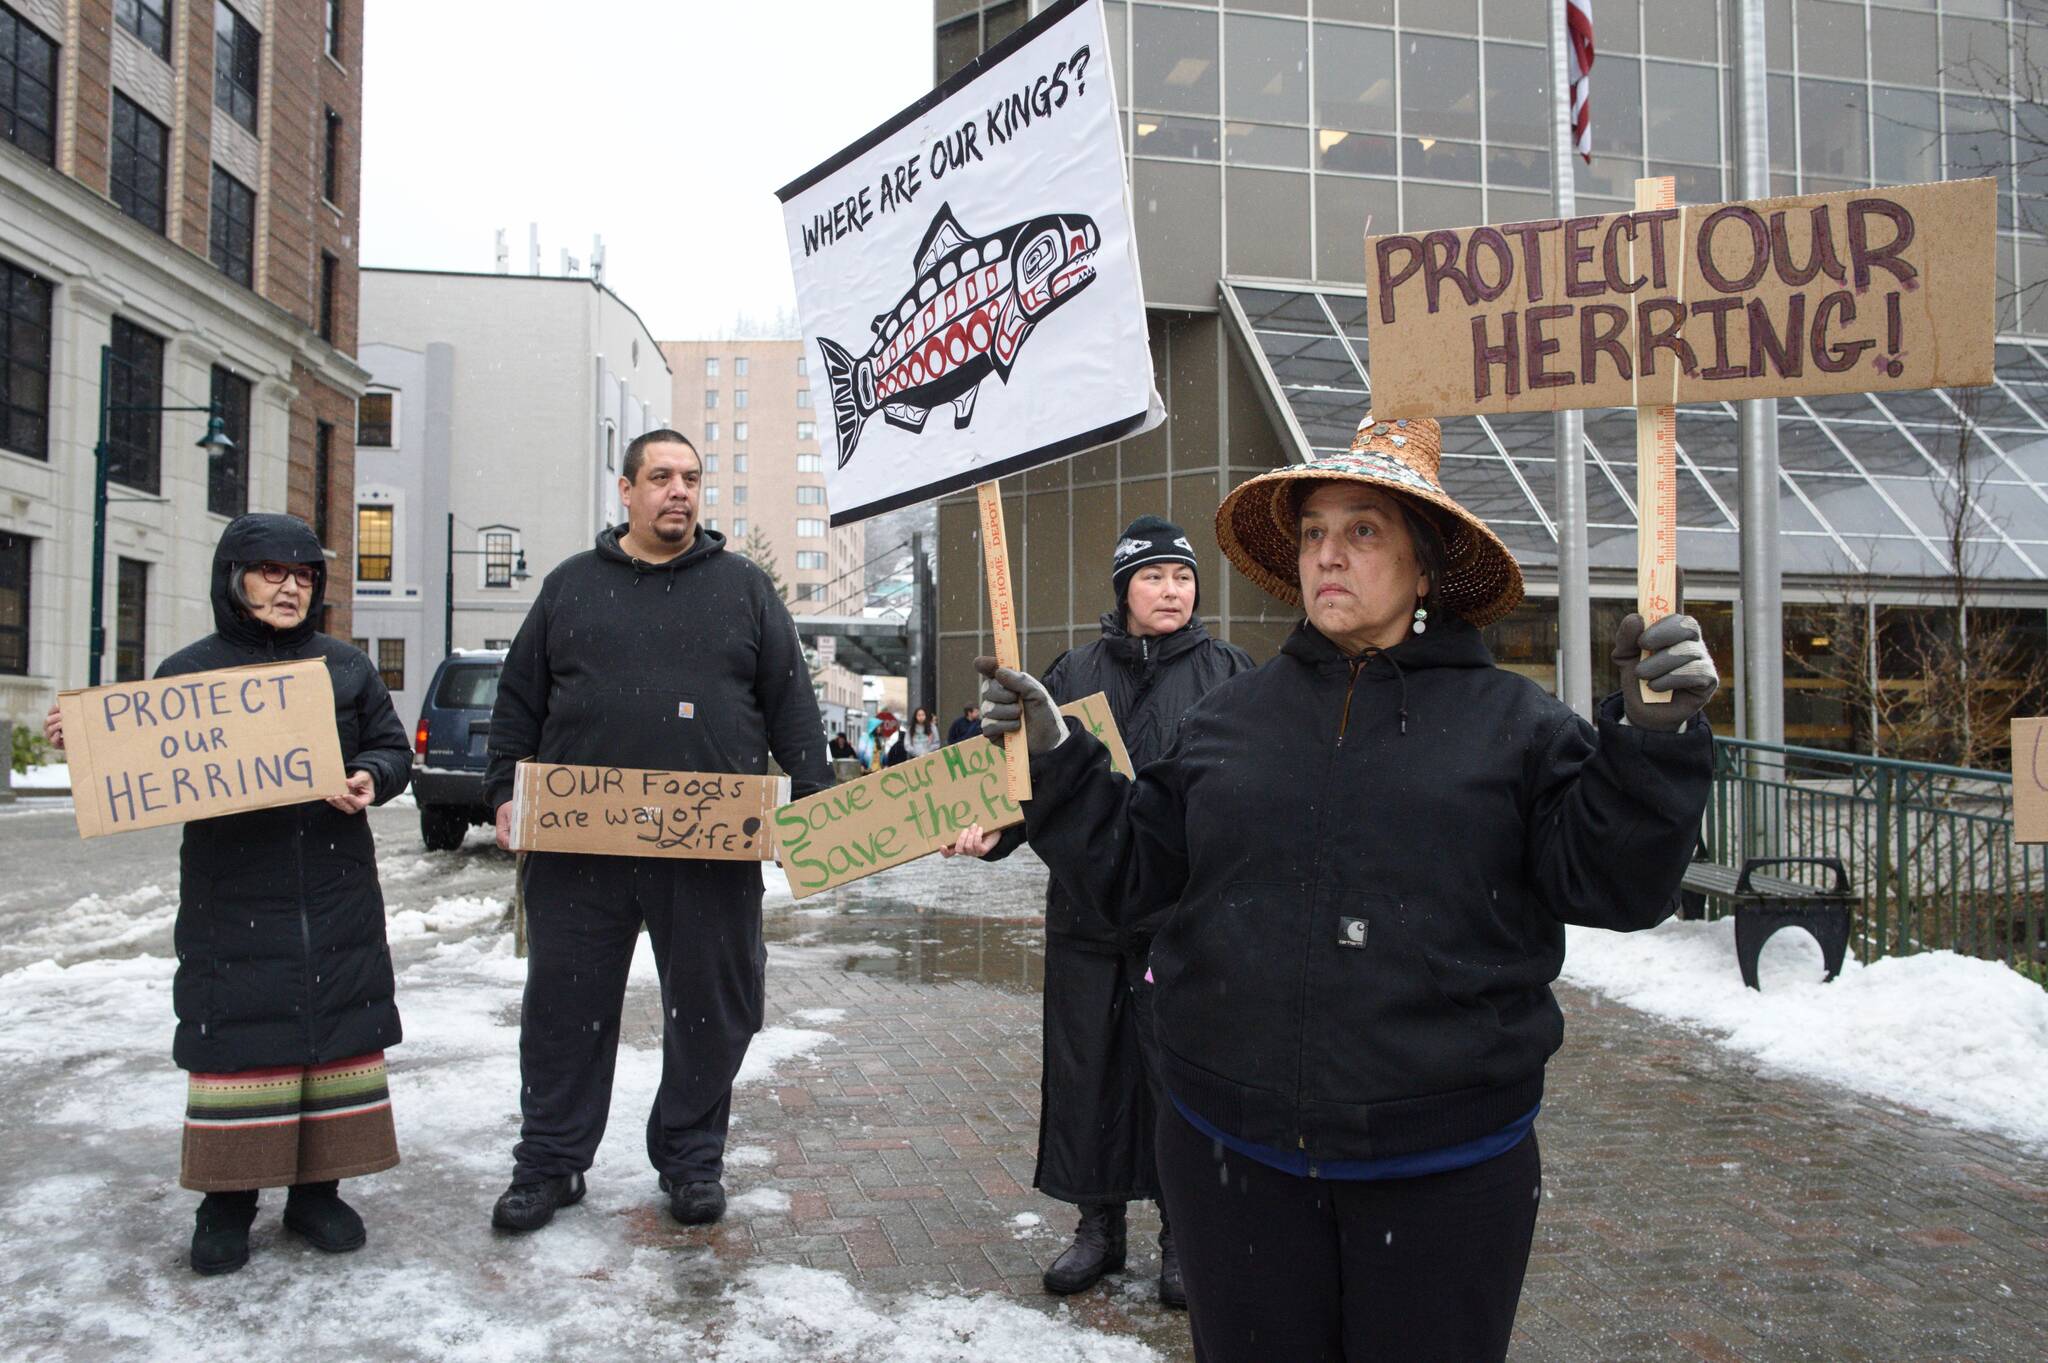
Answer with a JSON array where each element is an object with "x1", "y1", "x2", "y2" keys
[
  {"x1": 385, "y1": 893, "x2": 507, "y2": 940},
  {"x1": 790, "y1": 1007, "x2": 847, "y2": 1025},
  {"x1": 1563, "y1": 916, "x2": 2048, "y2": 1150},
  {"x1": 13, "y1": 762, "x2": 69, "y2": 790},
  {"x1": 727, "y1": 1186, "x2": 793, "y2": 1217},
  {"x1": 693, "y1": 1263, "x2": 1158, "y2": 1363},
  {"x1": 736, "y1": 1027, "x2": 834, "y2": 1088},
  {"x1": 0, "y1": 883, "x2": 174, "y2": 969}
]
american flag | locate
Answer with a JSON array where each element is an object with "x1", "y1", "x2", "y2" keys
[{"x1": 1567, "y1": 0, "x2": 1595, "y2": 163}]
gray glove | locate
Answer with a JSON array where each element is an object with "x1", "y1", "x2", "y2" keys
[
  {"x1": 1614, "y1": 613, "x2": 1718, "y2": 732},
  {"x1": 975, "y1": 656, "x2": 1065, "y2": 754}
]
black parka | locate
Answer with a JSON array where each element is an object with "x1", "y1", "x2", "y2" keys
[
  {"x1": 161, "y1": 515, "x2": 412, "y2": 1073},
  {"x1": 986, "y1": 613, "x2": 1256, "y2": 947},
  {"x1": 1021, "y1": 616, "x2": 1712, "y2": 1166}
]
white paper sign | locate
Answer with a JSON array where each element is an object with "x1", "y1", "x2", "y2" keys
[{"x1": 775, "y1": 0, "x2": 1161, "y2": 525}]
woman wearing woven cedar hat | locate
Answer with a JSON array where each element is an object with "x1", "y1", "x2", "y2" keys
[
  {"x1": 971, "y1": 417, "x2": 1718, "y2": 1362},
  {"x1": 44, "y1": 514, "x2": 411, "y2": 1277},
  {"x1": 944, "y1": 515, "x2": 1255, "y2": 1308}
]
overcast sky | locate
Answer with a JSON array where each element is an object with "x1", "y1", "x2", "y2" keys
[{"x1": 360, "y1": 1, "x2": 934, "y2": 340}]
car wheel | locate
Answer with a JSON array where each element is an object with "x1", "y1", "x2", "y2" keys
[{"x1": 420, "y1": 807, "x2": 467, "y2": 851}]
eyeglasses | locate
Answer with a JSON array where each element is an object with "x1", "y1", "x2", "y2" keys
[{"x1": 254, "y1": 562, "x2": 319, "y2": 587}]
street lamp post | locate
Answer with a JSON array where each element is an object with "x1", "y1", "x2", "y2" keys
[
  {"x1": 89, "y1": 344, "x2": 236, "y2": 686},
  {"x1": 443, "y1": 511, "x2": 529, "y2": 657}
]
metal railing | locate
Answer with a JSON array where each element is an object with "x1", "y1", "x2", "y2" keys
[{"x1": 1703, "y1": 738, "x2": 2047, "y2": 984}]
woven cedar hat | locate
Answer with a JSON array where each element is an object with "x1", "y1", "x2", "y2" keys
[{"x1": 1215, "y1": 413, "x2": 1525, "y2": 628}]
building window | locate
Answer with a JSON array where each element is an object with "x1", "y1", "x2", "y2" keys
[
  {"x1": 796, "y1": 389, "x2": 811, "y2": 409},
  {"x1": 734, "y1": 452, "x2": 749, "y2": 473},
  {"x1": 207, "y1": 365, "x2": 249, "y2": 517},
  {"x1": 735, "y1": 356, "x2": 748, "y2": 377},
  {"x1": 733, "y1": 484, "x2": 748, "y2": 505},
  {"x1": 0, "y1": 4, "x2": 56, "y2": 166},
  {"x1": 376, "y1": 638, "x2": 404, "y2": 691},
  {"x1": 797, "y1": 421, "x2": 815, "y2": 441},
  {"x1": 704, "y1": 453, "x2": 719, "y2": 473},
  {"x1": 115, "y1": 558, "x2": 148, "y2": 682},
  {"x1": 213, "y1": 2, "x2": 258, "y2": 133},
  {"x1": 795, "y1": 582, "x2": 824, "y2": 602},
  {"x1": 705, "y1": 357, "x2": 718, "y2": 378},
  {"x1": 356, "y1": 504, "x2": 392, "y2": 582},
  {"x1": 108, "y1": 317, "x2": 164, "y2": 494},
  {"x1": 731, "y1": 517, "x2": 746, "y2": 537},
  {"x1": 319, "y1": 252, "x2": 338, "y2": 341},
  {"x1": 482, "y1": 529, "x2": 515, "y2": 587},
  {"x1": 796, "y1": 485, "x2": 824, "y2": 504},
  {"x1": 356, "y1": 390, "x2": 394, "y2": 446},
  {"x1": 735, "y1": 389, "x2": 748, "y2": 409},
  {"x1": 797, "y1": 453, "x2": 821, "y2": 474},
  {"x1": 797, "y1": 355, "x2": 807, "y2": 377},
  {"x1": 110, "y1": 92, "x2": 168, "y2": 233},
  {"x1": 313, "y1": 420, "x2": 332, "y2": 545},
  {"x1": 209, "y1": 165, "x2": 255, "y2": 287},
  {"x1": 603, "y1": 421, "x2": 616, "y2": 471},
  {"x1": 797, "y1": 519, "x2": 825, "y2": 538},
  {"x1": 704, "y1": 485, "x2": 720, "y2": 505},
  {"x1": 705, "y1": 390, "x2": 719, "y2": 409},
  {"x1": 325, "y1": 0, "x2": 342, "y2": 60},
  {"x1": 116, "y1": 0, "x2": 171, "y2": 59},
  {"x1": 0, "y1": 256, "x2": 51, "y2": 461},
  {"x1": 795, "y1": 551, "x2": 827, "y2": 570},
  {"x1": 705, "y1": 518, "x2": 718, "y2": 533},
  {"x1": 0, "y1": 531, "x2": 27, "y2": 674},
  {"x1": 323, "y1": 108, "x2": 342, "y2": 204},
  {"x1": 704, "y1": 421, "x2": 718, "y2": 443},
  {"x1": 735, "y1": 423, "x2": 748, "y2": 445}
]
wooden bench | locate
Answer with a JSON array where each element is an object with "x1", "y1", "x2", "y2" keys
[{"x1": 1678, "y1": 856, "x2": 1856, "y2": 991}]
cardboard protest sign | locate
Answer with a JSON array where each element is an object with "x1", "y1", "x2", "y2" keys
[
  {"x1": 775, "y1": 693, "x2": 1131, "y2": 899},
  {"x1": 58, "y1": 660, "x2": 347, "y2": 839},
  {"x1": 2013, "y1": 718, "x2": 2048, "y2": 843},
  {"x1": 775, "y1": 0, "x2": 1160, "y2": 524},
  {"x1": 507, "y1": 763, "x2": 787, "y2": 860},
  {"x1": 1365, "y1": 179, "x2": 1995, "y2": 420}
]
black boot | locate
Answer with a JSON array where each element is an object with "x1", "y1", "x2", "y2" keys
[
  {"x1": 283, "y1": 1180, "x2": 366, "y2": 1253},
  {"x1": 191, "y1": 1190, "x2": 258, "y2": 1276},
  {"x1": 1158, "y1": 1208, "x2": 1186, "y2": 1309},
  {"x1": 1042, "y1": 1202, "x2": 1127, "y2": 1295},
  {"x1": 491, "y1": 1173, "x2": 586, "y2": 1232},
  {"x1": 659, "y1": 1175, "x2": 726, "y2": 1226}
]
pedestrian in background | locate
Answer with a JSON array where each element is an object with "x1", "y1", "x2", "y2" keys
[
  {"x1": 47, "y1": 514, "x2": 412, "y2": 1276},
  {"x1": 904, "y1": 706, "x2": 942, "y2": 760},
  {"x1": 945, "y1": 704, "x2": 981, "y2": 745}
]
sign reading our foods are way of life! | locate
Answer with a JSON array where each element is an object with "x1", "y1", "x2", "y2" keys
[
  {"x1": 507, "y1": 764, "x2": 788, "y2": 860},
  {"x1": 1363, "y1": 178, "x2": 1996, "y2": 420},
  {"x1": 774, "y1": 0, "x2": 1161, "y2": 526}
]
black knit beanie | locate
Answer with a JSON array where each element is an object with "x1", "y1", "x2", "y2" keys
[{"x1": 1112, "y1": 514, "x2": 1200, "y2": 620}]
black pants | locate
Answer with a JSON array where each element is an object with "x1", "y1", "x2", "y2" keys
[
  {"x1": 511, "y1": 853, "x2": 765, "y2": 1186},
  {"x1": 1155, "y1": 1103, "x2": 1541, "y2": 1363}
]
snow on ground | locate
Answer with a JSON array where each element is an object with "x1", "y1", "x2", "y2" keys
[
  {"x1": 1563, "y1": 916, "x2": 2048, "y2": 1151},
  {"x1": 14, "y1": 761, "x2": 69, "y2": 790}
]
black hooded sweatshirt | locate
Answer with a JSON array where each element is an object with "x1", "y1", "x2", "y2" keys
[
  {"x1": 984, "y1": 612, "x2": 1256, "y2": 945},
  {"x1": 484, "y1": 525, "x2": 832, "y2": 813},
  {"x1": 157, "y1": 514, "x2": 412, "y2": 1073},
  {"x1": 1020, "y1": 615, "x2": 1712, "y2": 1166}
]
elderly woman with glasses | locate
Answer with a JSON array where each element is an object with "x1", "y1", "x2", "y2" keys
[
  {"x1": 45, "y1": 514, "x2": 413, "y2": 1277},
  {"x1": 974, "y1": 416, "x2": 1718, "y2": 1363}
]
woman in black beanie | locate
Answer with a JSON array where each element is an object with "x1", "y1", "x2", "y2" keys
[{"x1": 945, "y1": 513, "x2": 1255, "y2": 1306}]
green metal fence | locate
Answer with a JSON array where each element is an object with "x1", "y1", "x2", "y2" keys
[{"x1": 1704, "y1": 737, "x2": 2048, "y2": 983}]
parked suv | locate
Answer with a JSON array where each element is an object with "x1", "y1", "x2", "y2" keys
[{"x1": 412, "y1": 649, "x2": 506, "y2": 850}]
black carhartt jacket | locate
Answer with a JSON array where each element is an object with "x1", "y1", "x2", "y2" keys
[
  {"x1": 484, "y1": 525, "x2": 832, "y2": 813},
  {"x1": 161, "y1": 515, "x2": 411, "y2": 1073},
  {"x1": 1021, "y1": 616, "x2": 1712, "y2": 1164},
  {"x1": 985, "y1": 613, "x2": 1255, "y2": 947}
]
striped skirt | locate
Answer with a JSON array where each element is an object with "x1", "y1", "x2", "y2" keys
[{"x1": 180, "y1": 1052, "x2": 400, "y2": 1192}]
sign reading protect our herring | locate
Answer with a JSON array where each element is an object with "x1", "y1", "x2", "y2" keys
[
  {"x1": 774, "y1": 694, "x2": 1132, "y2": 899},
  {"x1": 58, "y1": 660, "x2": 347, "y2": 839},
  {"x1": 1364, "y1": 179, "x2": 1996, "y2": 420},
  {"x1": 775, "y1": 0, "x2": 1159, "y2": 525},
  {"x1": 507, "y1": 763, "x2": 787, "y2": 861}
]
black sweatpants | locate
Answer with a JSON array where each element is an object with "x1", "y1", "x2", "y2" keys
[
  {"x1": 511, "y1": 852, "x2": 765, "y2": 1186},
  {"x1": 1155, "y1": 1103, "x2": 1541, "y2": 1363}
]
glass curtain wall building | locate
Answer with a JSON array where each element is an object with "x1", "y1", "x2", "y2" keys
[{"x1": 932, "y1": 0, "x2": 2048, "y2": 755}]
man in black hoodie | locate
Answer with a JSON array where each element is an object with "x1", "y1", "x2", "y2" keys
[{"x1": 484, "y1": 429, "x2": 831, "y2": 1233}]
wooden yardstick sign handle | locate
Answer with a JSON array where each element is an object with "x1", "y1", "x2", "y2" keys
[
  {"x1": 1634, "y1": 175, "x2": 1679, "y2": 704},
  {"x1": 976, "y1": 480, "x2": 1032, "y2": 803}
]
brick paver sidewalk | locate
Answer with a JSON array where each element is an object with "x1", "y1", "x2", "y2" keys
[{"x1": 644, "y1": 853, "x2": 2048, "y2": 1363}]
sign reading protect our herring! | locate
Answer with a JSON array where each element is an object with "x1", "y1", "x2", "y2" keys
[
  {"x1": 775, "y1": 0, "x2": 1160, "y2": 524},
  {"x1": 59, "y1": 660, "x2": 347, "y2": 839},
  {"x1": 774, "y1": 694, "x2": 1132, "y2": 899},
  {"x1": 508, "y1": 763, "x2": 787, "y2": 861},
  {"x1": 1365, "y1": 179, "x2": 1995, "y2": 420}
]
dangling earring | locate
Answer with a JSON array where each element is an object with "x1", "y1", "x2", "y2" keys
[{"x1": 1411, "y1": 605, "x2": 1428, "y2": 635}]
